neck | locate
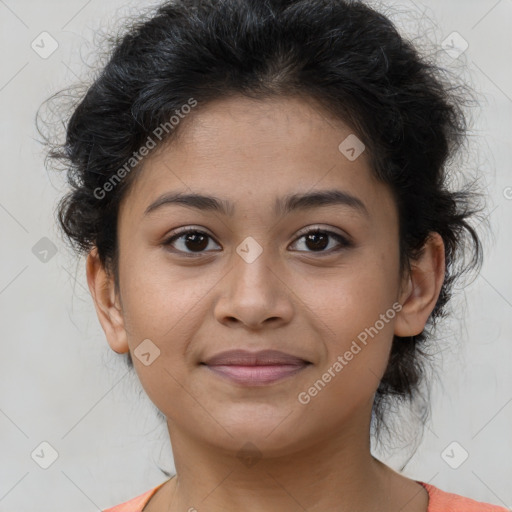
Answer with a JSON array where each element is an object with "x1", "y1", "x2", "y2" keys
[{"x1": 158, "y1": 409, "x2": 427, "y2": 512}]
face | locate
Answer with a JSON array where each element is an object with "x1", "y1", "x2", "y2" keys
[{"x1": 100, "y1": 95, "x2": 411, "y2": 455}]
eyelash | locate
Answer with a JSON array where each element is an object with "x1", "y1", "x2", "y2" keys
[{"x1": 161, "y1": 226, "x2": 352, "y2": 257}]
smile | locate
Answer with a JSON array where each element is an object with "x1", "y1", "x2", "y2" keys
[{"x1": 202, "y1": 362, "x2": 311, "y2": 386}]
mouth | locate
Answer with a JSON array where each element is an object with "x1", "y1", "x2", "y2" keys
[{"x1": 200, "y1": 349, "x2": 312, "y2": 386}]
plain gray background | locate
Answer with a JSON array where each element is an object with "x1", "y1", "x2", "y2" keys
[{"x1": 1, "y1": 0, "x2": 511, "y2": 510}]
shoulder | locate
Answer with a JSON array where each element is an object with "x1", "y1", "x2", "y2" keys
[
  {"x1": 103, "y1": 482, "x2": 165, "y2": 512},
  {"x1": 418, "y1": 482, "x2": 510, "y2": 512}
]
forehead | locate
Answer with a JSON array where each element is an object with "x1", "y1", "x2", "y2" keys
[{"x1": 119, "y1": 94, "x2": 391, "y2": 221}]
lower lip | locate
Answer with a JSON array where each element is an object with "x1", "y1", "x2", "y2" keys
[{"x1": 203, "y1": 363, "x2": 309, "y2": 386}]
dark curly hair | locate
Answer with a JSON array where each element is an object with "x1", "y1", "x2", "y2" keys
[{"x1": 38, "y1": 0, "x2": 484, "y2": 459}]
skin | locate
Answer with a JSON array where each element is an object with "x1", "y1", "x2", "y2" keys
[{"x1": 86, "y1": 94, "x2": 445, "y2": 512}]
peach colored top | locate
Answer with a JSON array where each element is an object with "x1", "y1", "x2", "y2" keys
[{"x1": 103, "y1": 480, "x2": 510, "y2": 511}]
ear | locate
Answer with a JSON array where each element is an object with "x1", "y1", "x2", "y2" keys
[
  {"x1": 394, "y1": 232, "x2": 446, "y2": 337},
  {"x1": 86, "y1": 246, "x2": 129, "y2": 354}
]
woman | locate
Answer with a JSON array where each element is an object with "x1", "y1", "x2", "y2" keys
[{"x1": 40, "y1": 0, "x2": 507, "y2": 510}]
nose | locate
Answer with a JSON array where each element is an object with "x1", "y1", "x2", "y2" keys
[{"x1": 213, "y1": 249, "x2": 294, "y2": 330}]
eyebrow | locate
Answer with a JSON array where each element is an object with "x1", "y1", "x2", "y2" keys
[{"x1": 144, "y1": 189, "x2": 369, "y2": 218}]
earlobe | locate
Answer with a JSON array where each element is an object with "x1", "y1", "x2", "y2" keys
[
  {"x1": 394, "y1": 232, "x2": 446, "y2": 337},
  {"x1": 85, "y1": 247, "x2": 129, "y2": 354}
]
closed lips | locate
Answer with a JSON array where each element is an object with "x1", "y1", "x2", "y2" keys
[{"x1": 202, "y1": 349, "x2": 311, "y2": 366}]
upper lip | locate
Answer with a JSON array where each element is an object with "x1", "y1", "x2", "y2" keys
[{"x1": 202, "y1": 349, "x2": 310, "y2": 366}]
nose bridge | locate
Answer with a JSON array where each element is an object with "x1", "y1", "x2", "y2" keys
[
  {"x1": 214, "y1": 237, "x2": 293, "y2": 328},
  {"x1": 231, "y1": 237, "x2": 277, "y2": 302}
]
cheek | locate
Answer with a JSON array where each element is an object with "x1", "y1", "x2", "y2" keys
[
  {"x1": 311, "y1": 248, "x2": 399, "y2": 326},
  {"x1": 305, "y1": 248, "x2": 400, "y2": 375},
  {"x1": 118, "y1": 250, "x2": 207, "y2": 401},
  {"x1": 117, "y1": 243, "x2": 188, "y2": 344}
]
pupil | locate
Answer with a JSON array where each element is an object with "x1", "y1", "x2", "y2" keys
[
  {"x1": 306, "y1": 233, "x2": 328, "y2": 251},
  {"x1": 183, "y1": 232, "x2": 329, "y2": 252},
  {"x1": 185, "y1": 232, "x2": 208, "y2": 251}
]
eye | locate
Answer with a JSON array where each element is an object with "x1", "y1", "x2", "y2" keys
[
  {"x1": 162, "y1": 228, "x2": 221, "y2": 256},
  {"x1": 289, "y1": 227, "x2": 352, "y2": 254},
  {"x1": 162, "y1": 226, "x2": 352, "y2": 257}
]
